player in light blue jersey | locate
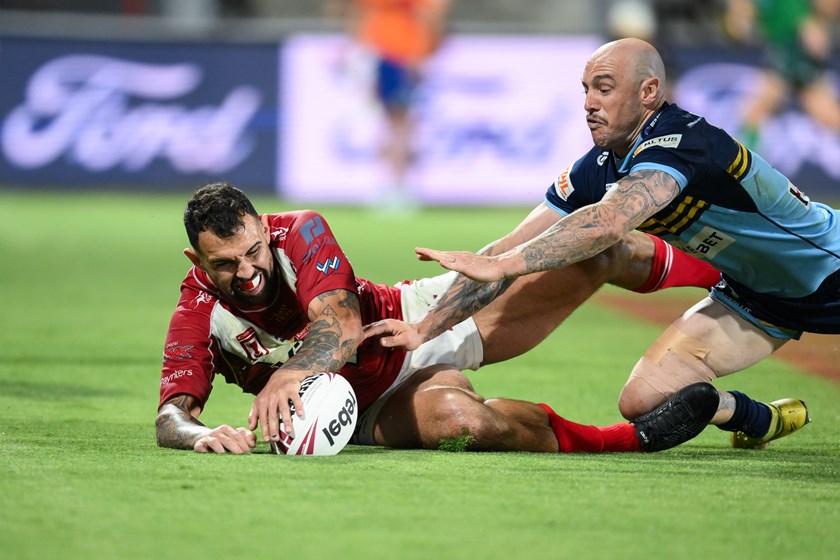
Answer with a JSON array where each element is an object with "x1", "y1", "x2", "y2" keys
[{"x1": 369, "y1": 38, "x2": 831, "y2": 449}]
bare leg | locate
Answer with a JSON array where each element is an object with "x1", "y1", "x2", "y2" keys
[
  {"x1": 370, "y1": 364, "x2": 716, "y2": 453},
  {"x1": 372, "y1": 365, "x2": 559, "y2": 451},
  {"x1": 618, "y1": 298, "x2": 788, "y2": 423},
  {"x1": 475, "y1": 232, "x2": 654, "y2": 365}
]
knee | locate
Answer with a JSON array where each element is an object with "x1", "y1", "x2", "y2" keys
[
  {"x1": 427, "y1": 389, "x2": 509, "y2": 449},
  {"x1": 617, "y1": 377, "x2": 669, "y2": 421},
  {"x1": 602, "y1": 234, "x2": 655, "y2": 289}
]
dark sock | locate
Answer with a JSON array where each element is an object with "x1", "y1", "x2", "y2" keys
[{"x1": 717, "y1": 391, "x2": 772, "y2": 438}]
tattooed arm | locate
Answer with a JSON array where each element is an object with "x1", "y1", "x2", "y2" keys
[
  {"x1": 248, "y1": 288, "x2": 363, "y2": 443},
  {"x1": 417, "y1": 169, "x2": 681, "y2": 281},
  {"x1": 156, "y1": 393, "x2": 256, "y2": 454}
]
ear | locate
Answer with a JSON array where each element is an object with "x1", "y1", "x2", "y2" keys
[
  {"x1": 640, "y1": 77, "x2": 660, "y2": 107},
  {"x1": 260, "y1": 214, "x2": 271, "y2": 238},
  {"x1": 184, "y1": 248, "x2": 202, "y2": 269}
]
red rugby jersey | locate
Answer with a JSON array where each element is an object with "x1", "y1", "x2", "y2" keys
[{"x1": 159, "y1": 210, "x2": 405, "y2": 412}]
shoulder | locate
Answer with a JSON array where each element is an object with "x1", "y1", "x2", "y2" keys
[
  {"x1": 634, "y1": 103, "x2": 742, "y2": 173},
  {"x1": 262, "y1": 211, "x2": 338, "y2": 262},
  {"x1": 263, "y1": 210, "x2": 325, "y2": 235},
  {"x1": 178, "y1": 268, "x2": 220, "y2": 308},
  {"x1": 567, "y1": 146, "x2": 612, "y2": 184},
  {"x1": 640, "y1": 104, "x2": 730, "y2": 150},
  {"x1": 263, "y1": 210, "x2": 333, "y2": 246}
]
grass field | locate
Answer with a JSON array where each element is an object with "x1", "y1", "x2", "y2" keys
[{"x1": 1, "y1": 191, "x2": 838, "y2": 560}]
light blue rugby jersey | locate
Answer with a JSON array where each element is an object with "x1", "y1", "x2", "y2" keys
[{"x1": 546, "y1": 103, "x2": 840, "y2": 298}]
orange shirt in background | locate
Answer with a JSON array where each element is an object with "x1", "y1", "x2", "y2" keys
[{"x1": 354, "y1": 0, "x2": 448, "y2": 66}]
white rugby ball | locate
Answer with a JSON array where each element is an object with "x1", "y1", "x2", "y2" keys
[{"x1": 269, "y1": 372, "x2": 358, "y2": 456}]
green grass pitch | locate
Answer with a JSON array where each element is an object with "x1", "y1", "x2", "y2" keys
[{"x1": 1, "y1": 191, "x2": 838, "y2": 560}]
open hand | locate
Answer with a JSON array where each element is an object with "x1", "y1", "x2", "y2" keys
[
  {"x1": 194, "y1": 425, "x2": 256, "y2": 454},
  {"x1": 416, "y1": 247, "x2": 507, "y2": 282}
]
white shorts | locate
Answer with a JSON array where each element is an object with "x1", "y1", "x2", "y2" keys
[{"x1": 352, "y1": 272, "x2": 484, "y2": 445}]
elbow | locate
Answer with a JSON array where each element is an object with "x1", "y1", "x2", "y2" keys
[
  {"x1": 154, "y1": 412, "x2": 168, "y2": 448},
  {"x1": 347, "y1": 322, "x2": 365, "y2": 351},
  {"x1": 605, "y1": 226, "x2": 626, "y2": 248},
  {"x1": 603, "y1": 215, "x2": 630, "y2": 247}
]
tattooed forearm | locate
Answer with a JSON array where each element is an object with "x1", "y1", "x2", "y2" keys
[
  {"x1": 417, "y1": 274, "x2": 514, "y2": 341},
  {"x1": 285, "y1": 315, "x2": 347, "y2": 372},
  {"x1": 519, "y1": 206, "x2": 618, "y2": 272},
  {"x1": 410, "y1": 225, "x2": 531, "y2": 341},
  {"x1": 155, "y1": 396, "x2": 208, "y2": 450},
  {"x1": 284, "y1": 289, "x2": 362, "y2": 373},
  {"x1": 517, "y1": 169, "x2": 679, "y2": 275}
]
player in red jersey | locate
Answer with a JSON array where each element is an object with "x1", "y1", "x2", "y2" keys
[{"x1": 156, "y1": 183, "x2": 721, "y2": 454}]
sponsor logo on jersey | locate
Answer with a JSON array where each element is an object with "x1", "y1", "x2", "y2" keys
[
  {"x1": 191, "y1": 290, "x2": 213, "y2": 308},
  {"x1": 687, "y1": 116, "x2": 703, "y2": 128},
  {"x1": 554, "y1": 165, "x2": 575, "y2": 200},
  {"x1": 301, "y1": 235, "x2": 339, "y2": 265},
  {"x1": 236, "y1": 327, "x2": 270, "y2": 362},
  {"x1": 679, "y1": 227, "x2": 735, "y2": 260},
  {"x1": 788, "y1": 182, "x2": 810, "y2": 207},
  {"x1": 633, "y1": 134, "x2": 683, "y2": 157},
  {"x1": 301, "y1": 216, "x2": 326, "y2": 245},
  {"x1": 271, "y1": 227, "x2": 289, "y2": 243},
  {"x1": 316, "y1": 257, "x2": 341, "y2": 275},
  {"x1": 160, "y1": 369, "x2": 193, "y2": 386},
  {"x1": 596, "y1": 151, "x2": 609, "y2": 166},
  {"x1": 163, "y1": 343, "x2": 195, "y2": 361}
]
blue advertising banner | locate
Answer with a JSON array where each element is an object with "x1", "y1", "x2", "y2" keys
[{"x1": 0, "y1": 36, "x2": 278, "y2": 192}]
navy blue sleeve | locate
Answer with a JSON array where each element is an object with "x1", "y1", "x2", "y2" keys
[{"x1": 545, "y1": 149, "x2": 613, "y2": 215}]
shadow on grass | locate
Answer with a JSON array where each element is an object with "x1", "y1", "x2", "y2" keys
[{"x1": 252, "y1": 445, "x2": 391, "y2": 456}]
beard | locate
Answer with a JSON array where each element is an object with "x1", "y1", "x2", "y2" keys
[{"x1": 226, "y1": 263, "x2": 279, "y2": 308}]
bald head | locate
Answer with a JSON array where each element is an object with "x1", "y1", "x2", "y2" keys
[{"x1": 590, "y1": 38, "x2": 666, "y2": 97}]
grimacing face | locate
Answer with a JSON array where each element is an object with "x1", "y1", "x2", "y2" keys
[
  {"x1": 581, "y1": 51, "x2": 646, "y2": 156},
  {"x1": 188, "y1": 214, "x2": 277, "y2": 307}
]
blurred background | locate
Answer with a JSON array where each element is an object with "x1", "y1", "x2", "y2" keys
[{"x1": 2, "y1": 0, "x2": 839, "y2": 204}]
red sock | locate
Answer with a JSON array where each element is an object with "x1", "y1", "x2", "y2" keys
[
  {"x1": 633, "y1": 234, "x2": 721, "y2": 293},
  {"x1": 538, "y1": 404, "x2": 642, "y2": 453}
]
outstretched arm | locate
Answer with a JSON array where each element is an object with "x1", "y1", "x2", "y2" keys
[
  {"x1": 418, "y1": 170, "x2": 680, "y2": 282},
  {"x1": 248, "y1": 288, "x2": 363, "y2": 443},
  {"x1": 364, "y1": 203, "x2": 563, "y2": 348},
  {"x1": 156, "y1": 394, "x2": 256, "y2": 454}
]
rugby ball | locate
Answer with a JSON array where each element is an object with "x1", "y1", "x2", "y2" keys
[{"x1": 269, "y1": 372, "x2": 358, "y2": 456}]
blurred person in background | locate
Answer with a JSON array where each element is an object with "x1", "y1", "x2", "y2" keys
[
  {"x1": 325, "y1": 0, "x2": 450, "y2": 210},
  {"x1": 724, "y1": 0, "x2": 840, "y2": 149}
]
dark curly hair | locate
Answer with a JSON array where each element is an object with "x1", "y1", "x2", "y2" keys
[{"x1": 184, "y1": 183, "x2": 259, "y2": 250}]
